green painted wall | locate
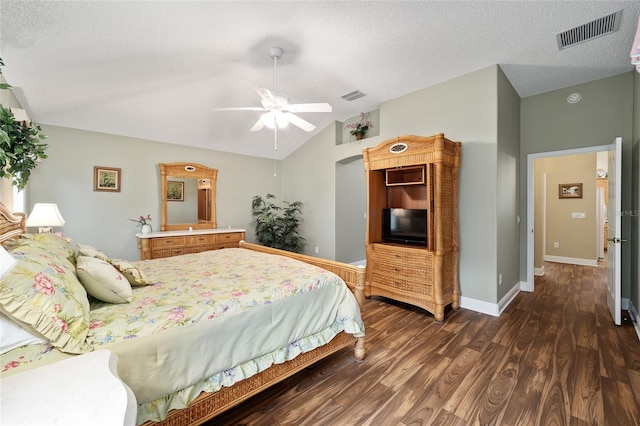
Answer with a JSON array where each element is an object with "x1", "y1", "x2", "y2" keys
[{"x1": 520, "y1": 72, "x2": 634, "y2": 297}]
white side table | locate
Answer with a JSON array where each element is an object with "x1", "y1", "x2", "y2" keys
[{"x1": 0, "y1": 350, "x2": 137, "y2": 425}]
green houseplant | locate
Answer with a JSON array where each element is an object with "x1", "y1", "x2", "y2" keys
[
  {"x1": 0, "y1": 57, "x2": 48, "y2": 190},
  {"x1": 251, "y1": 194, "x2": 306, "y2": 253}
]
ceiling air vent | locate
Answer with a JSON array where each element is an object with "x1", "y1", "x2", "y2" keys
[
  {"x1": 556, "y1": 10, "x2": 622, "y2": 50},
  {"x1": 341, "y1": 90, "x2": 366, "y2": 101}
]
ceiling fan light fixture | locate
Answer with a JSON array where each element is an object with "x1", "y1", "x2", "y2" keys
[{"x1": 260, "y1": 111, "x2": 289, "y2": 129}]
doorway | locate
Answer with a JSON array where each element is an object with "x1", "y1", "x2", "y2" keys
[{"x1": 526, "y1": 144, "x2": 611, "y2": 292}]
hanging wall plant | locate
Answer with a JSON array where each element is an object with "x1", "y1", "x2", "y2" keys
[{"x1": 0, "y1": 57, "x2": 48, "y2": 190}]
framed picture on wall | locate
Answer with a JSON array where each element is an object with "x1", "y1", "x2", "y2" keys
[
  {"x1": 94, "y1": 166, "x2": 121, "y2": 192},
  {"x1": 558, "y1": 183, "x2": 582, "y2": 199},
  {"x1": 167, "y1": 181, "x2": 184, "y2": 201}
]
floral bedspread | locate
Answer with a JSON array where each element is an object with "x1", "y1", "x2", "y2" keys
[
  {"x1": 89, "y1": 248, "x2": 351, "y2": 342},
  {"x1": 1, "y1": 248, "x2": 364, "y2": 424}
]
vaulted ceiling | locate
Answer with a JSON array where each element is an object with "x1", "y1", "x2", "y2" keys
[{"x1": 1, "y1": 1, "x2": 638, "y2": 159}]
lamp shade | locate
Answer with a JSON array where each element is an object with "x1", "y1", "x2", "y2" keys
[
  {"x1": 25, "y1": 203, "x2": 65, "y2": 228},
  {"x1": 0, "y1": 245, "x2": 18, "y2": 278}
]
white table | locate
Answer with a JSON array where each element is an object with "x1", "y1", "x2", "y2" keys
[{"x1": 0, "y1": 350, "x2": 137, "y2": 425}]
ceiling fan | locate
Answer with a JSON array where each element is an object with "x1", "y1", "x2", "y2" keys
[{"x1": 215, "y1": 47, "x2": 332, "y2": 133}]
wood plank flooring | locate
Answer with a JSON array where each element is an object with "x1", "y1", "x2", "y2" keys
[{"x1": 208, "y1": 262, "x2": 640, "y2": 425}]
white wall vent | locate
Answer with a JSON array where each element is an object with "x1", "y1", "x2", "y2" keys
[{"x1": 556, "y1": 10, "x2": 622, "y2": 50}]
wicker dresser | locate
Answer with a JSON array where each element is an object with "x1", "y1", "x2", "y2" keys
[
  {"x1": 363, "y1": 134, "x2": 461, "y2": 322},
  {"x1": 136, "y1": 229, "x2": 245, "y2": 260}
]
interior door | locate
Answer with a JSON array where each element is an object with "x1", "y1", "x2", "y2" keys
[{"x1": 606, "y1": 137, "x2": 622, "y2": 325}]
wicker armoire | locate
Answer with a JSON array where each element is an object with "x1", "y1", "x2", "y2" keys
[{"x1": 363, "y1": 134, "x2": 461, "y2": 322}]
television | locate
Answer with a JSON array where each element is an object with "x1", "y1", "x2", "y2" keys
[{"x1": 382, "y1": 208, "x2": 428, "y2": 246}]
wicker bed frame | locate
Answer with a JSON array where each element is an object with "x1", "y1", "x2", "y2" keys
[{"x1": 0, "y1": 202, "x2": 366, "y2": 426}]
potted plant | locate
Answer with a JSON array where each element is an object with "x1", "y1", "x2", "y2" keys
[
  {"x1": 251, "y1": 194, "x2": 306, "y2": 253},
  {"x1": 0, "y1": 58, "x2": 48, "y2": 190},
  {"x1": 129, "y1": 214, "x2": 153, "y2": 233},
  {"x1": 345, "y1": 112, "x2": 372, "y2": 140}
]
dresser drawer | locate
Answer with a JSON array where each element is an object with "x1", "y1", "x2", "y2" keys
[
  {"x1": 151, "y1": 236, "x2": 186, "y2": 249},
  {"x1": 186, "y1": 235, "x2": 215, "y2": 246},
  {"x1": 214, "y1": 232, "x2": 243, "y2": 244}
]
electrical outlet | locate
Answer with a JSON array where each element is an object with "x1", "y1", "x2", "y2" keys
[
  {"x1": 554, "y1": 242, "x2": 559, "y2": 248},
  {"x1": 315, "y1": 246, "x2": 319, "y2": 254},
  {"x1": 499, "y1": 274, "x2": 503, "y2": 286}
]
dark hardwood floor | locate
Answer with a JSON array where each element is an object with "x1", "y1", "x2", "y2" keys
[{"x1": 209, "y1": 261, "x2": 640, "y2": 425}]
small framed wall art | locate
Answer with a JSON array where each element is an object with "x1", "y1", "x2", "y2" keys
[
  {"x1": 167, "y1": 181, "x2": 184, "y2": 201},
  {"x1": 558, "y1": 183, "x2": 582, "y2": 199},
  {"x1": 94, "y1": 166, "x2": 121, "y2": 192}
]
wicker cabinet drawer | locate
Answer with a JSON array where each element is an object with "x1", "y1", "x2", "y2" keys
[
  {"x1": 369, "y1": 243, "x2": 434, "y2": 298},
  {"x1": 151, "y1": 236, "x2": 186, "y2": 249},
  {"x1": 371, "y1": 270, "x2": 433, "y2": 296},
  {"x1": 371, "y1": 244, "x2": 432, "y2": 268}
]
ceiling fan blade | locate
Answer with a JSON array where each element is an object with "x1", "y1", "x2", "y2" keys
[
  {"x1": 256, "y1": 87, "x2": 276, "y2": 108},
  {"x1": 283, "y1": 112, "x2": 315, "y2": 132},
  {"x1": 213, "y1": 106, "x2": 266, "y2": 111},
  {"x1": 286, "y1": 103, "x2": 332, "y2": 113},
  {"x1": 250, "y1": 118, "x2": 265, "y2": 132}
]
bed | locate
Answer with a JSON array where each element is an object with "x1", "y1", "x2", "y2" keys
[{"x1": 0, "y1": 202, "x2": 366, "y2": 425}]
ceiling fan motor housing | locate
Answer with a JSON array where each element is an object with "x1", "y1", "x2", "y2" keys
[{"x1": 269, "y1": 47, "x2": 283, "y2": 59}]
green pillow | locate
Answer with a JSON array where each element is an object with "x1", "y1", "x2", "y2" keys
[
  {"x1": 107, "y1": 258, "x2": 149, "y2": 286},
  {"x1": 1, "y1": 244, "x2": 92, "y2": 354},
  {"x1": 76, "y1": 256, "x2": 133, "y2": 304}
]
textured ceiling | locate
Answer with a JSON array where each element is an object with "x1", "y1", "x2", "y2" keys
[{"x1": 1, "y1": 1, "x2": 639, "y2": 159}]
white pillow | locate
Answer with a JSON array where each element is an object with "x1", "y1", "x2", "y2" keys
[
  {"x1": 0, "y1": 311, "x2": 47, "y2": 355},
  {"x1": 76, "y1": 256, "x2": 133, "y2": 304}
]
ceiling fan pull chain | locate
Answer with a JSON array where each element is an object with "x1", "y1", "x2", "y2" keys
[
  {"x1": 273, "y1": 120, "x2": 278, "y2": 177},
  {"x1": 274, "y1": 118, "x2": 278, "y2": 151}
]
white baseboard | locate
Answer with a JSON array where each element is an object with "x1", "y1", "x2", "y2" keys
[
  {"x1": 622, "y1": 297, "x2": 629, "y2": 311},
  {"x1": 460, "y1": 282, "x2": 520, "y2": 317},
  {"x1": 534, "y1": 266, "x2": 545, "y2": 276},
  {"x1": 498, "y1": 283, "x2": 521, "y2": 315},
  {"x1": 628, "y1": 300, "x2": 640, "y2": 342},
  {"x1": 543, "y1": 255, "x2": 598, "y2": 267},
  {"x1": 460, "y1": 296, "x2": 499, "y2": 316}
]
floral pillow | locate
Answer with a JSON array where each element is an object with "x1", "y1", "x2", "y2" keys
[
  {"x1": 107, "y1": 258, "x2": 149, "y2": 286},
  {"x1": 4, "y1": 233, "x2": 76, "y2": 266},
  {"x1": 76, "y1": 256, "x2": 133, "y2": 304},
  {"x1": 75, "y1": 244, "x2": 109, "y2": 262},
  {"x1": 0, "y1": 243, "x2": 92, "y2": 354}
]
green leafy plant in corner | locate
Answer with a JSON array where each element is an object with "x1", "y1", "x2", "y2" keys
[
  {"x1": 251, "y1": 194, "x2": 306, "y2": 253},
  {"x1": 0, "y1": 57, "x2": 48, "y2": 190}
]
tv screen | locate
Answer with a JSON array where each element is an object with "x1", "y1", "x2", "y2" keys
[{"x1": 382, "y1": 208, "x2": 428, "y2": 246}]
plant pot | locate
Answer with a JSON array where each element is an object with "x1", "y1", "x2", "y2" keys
[
  {"x1": 354, "y1": 132, "x2": 366, "y2": 140},
  {"x1": 141, "y1": 224, "x2": 152, "y2": 234}
]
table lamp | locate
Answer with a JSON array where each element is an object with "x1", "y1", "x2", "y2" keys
[
  {"x1": 25, "y1": 203, "x2": 65, "y2": 233},
  {"x1": 0, "y1": 245, "x2": 18, "y2": 278}
]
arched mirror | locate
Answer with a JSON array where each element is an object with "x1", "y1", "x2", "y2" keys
[{"x1": 160, "y1": 162, "x2": 217, "y2": 231}]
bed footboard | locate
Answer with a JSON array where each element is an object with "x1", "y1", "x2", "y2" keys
[
  {"x1": 141, "y1": 243, "x2": 366, "y2": 425},
  {"x1": 239, "y1": 241, "x2": 365, "y2": 306}
]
